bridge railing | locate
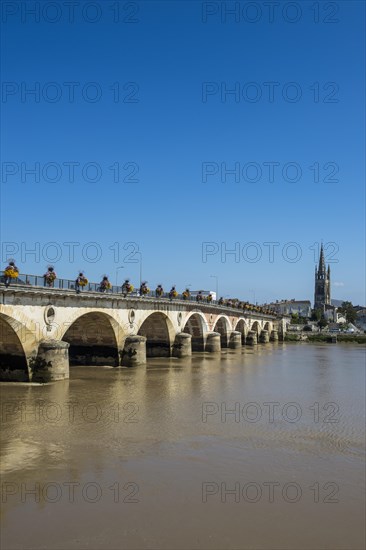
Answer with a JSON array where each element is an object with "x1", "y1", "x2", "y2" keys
[
  {"x1": 0, "y1": 271, "x2": 212, "y2": 301},
  {"x1": 0, "y1": 271, "x2": 277, "y2": 316},
  {"x1": 0, "y1": 272, "x2": 129, "y2": 294}
]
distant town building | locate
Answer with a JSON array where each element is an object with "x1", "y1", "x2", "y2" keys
[
  {"x1": 267, "y1": 299, "x2": 311, "y2": 318},
  {"x1": 190, "y1": 290, "x2": 216, "y2": 301},
  {"x1": 355, "y1": 308, "x2": 366, "y2": 331},
  {"x1": 331, "y1": 299, "x2": 345, "y2": 307},
  {"x1": 323, "y1": 303, "x2": 346, "y2": 323},
  {"x1": 314, "y1": 244, "x2": 331, "y2": 310}
]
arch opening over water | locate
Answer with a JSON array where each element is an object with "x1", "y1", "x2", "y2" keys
[
  {"x1": 137, "y1": 313, "x2": 172, "y2": 357},
  {"x1": 234, "y1": 319, "x2": 247, "y2": 344},
  {"x1": 0, "y1": 315, "x2": 29, "y2": 381},
  {"x1": 62, "y1": 312, "x2": 119, "y2": 366},
  {"x1": 251, "y1": 321, "x2": 261, "y2": 335},
  {"x1": 213, "y1": 316, "x2": 230, "y2": 347},
  {"x1": 182, "y1": 313, "x2": 207, "y2": 351}
]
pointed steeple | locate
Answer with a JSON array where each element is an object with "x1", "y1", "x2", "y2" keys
[
  {"x1": 318, "y1": 244, "x2": 326, "y2": 275},
  {"x1": 314, "y1": 242, "x2": 331, "y2": 309}
]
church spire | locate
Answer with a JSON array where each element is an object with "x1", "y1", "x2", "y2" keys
[
  {"x1": 318, "y1": 243, "x2": 326, "y2": 275},
  {"x1": 314, "y1": 243, "x2": 331, "y2": 309}
]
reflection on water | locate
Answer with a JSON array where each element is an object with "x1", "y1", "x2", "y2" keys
[{"x1": 1, "y1": 343, "x2": 365, "y2": 549}]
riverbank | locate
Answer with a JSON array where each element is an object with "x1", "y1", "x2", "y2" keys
[{"x1": 285, "y1": 333, "x2": 366, "y2": 344}]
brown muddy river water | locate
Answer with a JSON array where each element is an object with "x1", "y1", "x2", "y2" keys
[{"x1": 1, "y1": 343, "x2": 365, "y2": 550}]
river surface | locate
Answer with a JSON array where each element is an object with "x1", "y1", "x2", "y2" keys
[{"x1": 1, "y1": 343, "x2": 365, "y2": 550}]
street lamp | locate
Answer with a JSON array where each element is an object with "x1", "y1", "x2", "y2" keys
[
  {"x1": 135, "y1": 252, "x2": 142, "y2": 286},
  {"x1": 249, "y1": 289, "x2": 256, "y2": 305},
  {"x1": 210, "y1": 275, "x2": 218, "y2": 301},
  {"x1": 116, "y1": 266, "x2": 124, "y2": 286}
]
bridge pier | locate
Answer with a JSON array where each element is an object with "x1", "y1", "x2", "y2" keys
[
  {"x1": 172, "y1": 332, "x2": 192, "y2": 358},
  {"x1": 33, "y1": 340, "x2": 70, "y2": 382},
  {"x1": 121, "y1": 336, "x2": 147, "y2": 367},
  {"x1": 205, "y1": 332, "x2": 221, "y2": 352},
  {"x1": 270, "y1": 330, "x2": 279, "y2": 342},
  {"x1": 259, "y1": 330, "x2": 270, "y2": 343},
  {"x1": 246, "y1": 330, "x2": 258, "y2": 346},
  {"x1": 229, "y1": 331, "x2": 242, "y2": 349}
]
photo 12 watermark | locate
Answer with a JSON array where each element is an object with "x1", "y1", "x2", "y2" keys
[
  {"x1": 201, "y1": 401, "x2": 341, "y2": 424},
  {"x1": 1, "y1": 1, "x2": 140, "y2": 24},
  {"x1": 201, "y1": 2, "x2": 340, "y2": 24},
  {"x1": 201, "y1": 161, "x2": 339, "y2": 184},
  {"x1": 201, "y1": 81, "x2": 339, "y2": 104},
  {"x1": 1, "y1": 241, "x2": 143, "y2": 265},
  {"x1": 2, "y1": 481, "x2": 140, "y2": 504},
  {"x1": 201, "y1": 241, "x2": 339, "y2": 264},
  {"x1": 2, "y1": 400, "x2": 140, "y2": 424},
  {"x1": 1, "y1": 161, "x2": 139, "y2": 184},
  {"x1": 1, "y1": 81, "x2": 140, "y2": 104},
  {"x1": 201, "y1": 481, "x2": 340, "y2": 503}
]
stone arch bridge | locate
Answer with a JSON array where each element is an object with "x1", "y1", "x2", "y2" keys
[{"x1": 0, "y1": 287, "x2": 286, "y2": 382}]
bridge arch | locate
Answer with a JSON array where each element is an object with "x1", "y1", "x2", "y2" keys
[
  {"x1": 182, "y1": 312, "x2": 209, "y2": 351},
  {"x1": 213, "y1": 316, "x2": 231, "y2": 347},
  {"x1": 0, "y1": 314, "x2": 29, "y2": 381},
  {"x1": 234, "y1": 318, "x2": 248, "y2": 344},
  {"x1": 263, "y1": 321, "x2": 273, "y2": 333},
  {"x1": 62, "y1": 312, "x2": 120, "y2": 366},
  {"x1": 251, "y1": 320, "x2": 262, "y2": 335},
  {"x1": 137, "y1": 312, "x2": 175, "y2": 357}
]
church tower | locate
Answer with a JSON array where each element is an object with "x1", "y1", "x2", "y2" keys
[{"x1": 314, "y1": 244, "x2": 331, "y2": 310}]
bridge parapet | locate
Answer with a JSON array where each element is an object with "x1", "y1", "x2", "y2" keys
[{"x1": 0, "y1": 285, "x2": 278, "y2": 321}]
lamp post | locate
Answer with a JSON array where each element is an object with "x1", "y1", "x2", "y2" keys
[
  {"x1": 116, "y1": 266, "x2": 124, "y2": 286},
  {"x1": 136, "y1": 252, "x2": 142, "y2": 286},
  {"x1": 210, "y1": 275, "x2": 218, "y2": 301},
  {"x1": 249, "y1": 288, "x2": 256, "y2": 305}
]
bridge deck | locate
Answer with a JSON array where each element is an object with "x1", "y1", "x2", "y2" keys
[{"x1": 0, "y1": 272, "x2": 278, "y2": 319}]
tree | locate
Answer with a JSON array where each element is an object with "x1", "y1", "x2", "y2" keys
[
  {"x1": 338, "y1": 301, "x2": 357, "y2": 324},
  {"x1": 291, "y1": 313, "x2": 299, "y2": 324},
  {"x1": 311, "y1": 308, "x2": 322, "y2": 321},
  {"x1": 318, "y1": 316, "x2": 328, "y2": 329}
]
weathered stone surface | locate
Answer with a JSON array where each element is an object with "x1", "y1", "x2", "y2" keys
[
  {"x1": 172, "y1": 332, "x2": 192, "y2": 357},
  {"x1": 270, "y1": 330, "x2": 279, "y2": 341},
  {"x1": 246, "y1": 331, "x2": 258, "y2": 345},
  {"x1": 259, "y1": 330, "x2": 270, "y2": 343},
  {"x1": 205, "y1": 332, "x2": 221, "y2": 352},
  {"x1": 229, "y1": 331, "x2": 242, "y2": 349},
  {"x1": 121, "y1": 335, "x2": 146, "y2": 367},
  {"x1": 35, "y1": 340, "x2": 69, "y2": 381}
]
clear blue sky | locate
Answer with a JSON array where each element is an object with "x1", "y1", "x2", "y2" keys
[{"x1": 1, "y1": 0, "x2": 365, "y2": 305}]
